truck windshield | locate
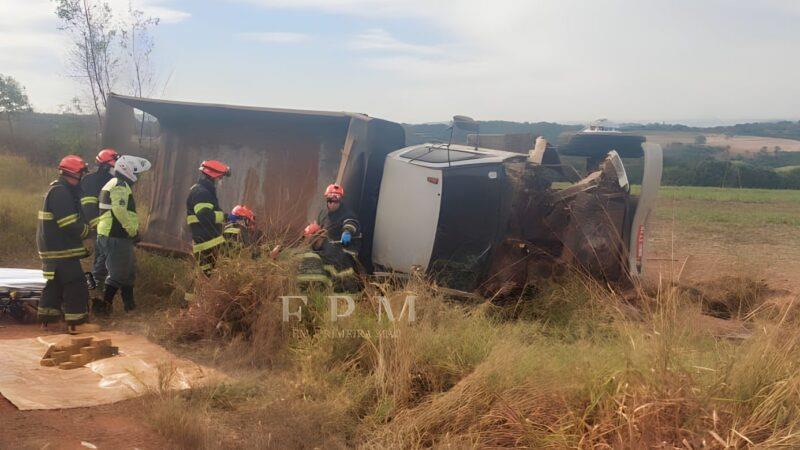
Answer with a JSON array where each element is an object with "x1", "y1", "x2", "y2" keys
[{"x1": 401, "y1": 146, "x2": 482, "y2": 163}]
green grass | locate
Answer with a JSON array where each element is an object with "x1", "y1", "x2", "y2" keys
[{"x1": 655, "y1": 185, "x2": 800, "y2": 203}]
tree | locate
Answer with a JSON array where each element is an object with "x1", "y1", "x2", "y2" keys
[
  {"x1": 694, "y1": 135, "x2": 707, "y2": 145},
  {"x1": 0, "y1": 74, "x2": 33, "y2": 143},
  {"x1": 121, "y1": 3, "x2": 159, "y2": 99},
  {"x1": 55, "y1": 0, "x2": 120, "y2": 127},
  {"x1": 54, "y1": 0, "x2": 160, "y2": 130},
  {"x1": 120, "y1": 3, "x2": 159, "y2": 145}
]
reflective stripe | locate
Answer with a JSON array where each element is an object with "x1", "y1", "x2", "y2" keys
[
  {"x1": 192, "y1": 235, "x2": 226, "y2": 253},
  {"x1": 89, "y1": 216, "x2": 101, "y2": 227},
  {"x1": 64, "y1": 312, "x2": 88, "y2": 322},
  {"x1": 199, "y1": 263, "x2": 213, "y2": 271},
  {"x1": 98, "y1": 202, "x2": 113, "y2": 210},
  {"x1": 37, "y1": 306, "x2": 61, "y2": 317},
  {"x1": 57, "y1": 213, "x2": 79, "y2": 227},
  {"x1": 323, "y1": 265, "x2": 356, "y2": 279},
  {"x1": 193, "y1": 202, "x2": 214, "y2": 214},
  {"x1": 42, "y1": 271, "x2": 55, "y2": 280},
  {"x1": 214, "y1": 211, "x2": 225, "y2": 224},
  {"x1": 38, "y1": 247, "x2": 89, "y2": 259},
  {"x1": 301, "y1": 252, "x2": 321, "y2": 260},
  {"x1": 224, "y1": 227, "x2": 241, "y2": 235},
  {"x1": 186, "y1": 215, "x2": 199, "y2": 224},
  {"x1": 297, "y1": 274, "x2": 332, "y2": 286},
  {"x1": 58, "y1": 217, "x2": 78, "y2": 228},
  {"x1": 38, "y1": 211, "x2": 54, "y2": 220},
  {"x1": 81, "y1": 196, "x2": 99, "y2": 205},
  {"x1": 80, "y1": 224, "x2": 90, "y2": 239}
]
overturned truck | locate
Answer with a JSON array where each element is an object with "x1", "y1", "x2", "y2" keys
[
  {"x1": 103, "y1": 93, "x2": 405, "y2": 270},
  {"x1": 103, "y1": 94, "x2": 661, "y2": 294},
  {"x1": 373, "y1": 133, "x2": 662, "y2": 294}
]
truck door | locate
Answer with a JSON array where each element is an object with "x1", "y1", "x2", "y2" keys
[{"x1": 628, "y1": 143, "x2": 663, "y2": 277}]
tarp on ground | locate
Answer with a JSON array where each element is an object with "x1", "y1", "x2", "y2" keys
[
  {"x1": 0, "y1": 268, "x2": 45, "y2": 291},
  {"x1": 102, "y1": 94, "x2": 406, "y2": 266},
  {"x1": 0, "y1": 331, "x2": 224, "y2": 410}
]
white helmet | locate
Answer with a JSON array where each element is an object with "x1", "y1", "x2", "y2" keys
[{"x1": 113, "y1": 155, "x2": 152, "y2": 182}]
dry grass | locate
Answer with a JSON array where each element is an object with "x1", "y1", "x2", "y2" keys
[
  {"x1": 138, "y1": 256, "x2": 800, "y2": 449},
  {"x1": 5, "y1": 154, "x2": 800, "y2": 448},
  {"x1": 0, "y1": 153, "x2": 55, "y2": 266}
]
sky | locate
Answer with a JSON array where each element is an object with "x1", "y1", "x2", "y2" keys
[{"x1": 2, "y1": 0, "x2": 800, "y2": 125}]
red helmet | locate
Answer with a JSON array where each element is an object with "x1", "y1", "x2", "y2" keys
[
  {"x1": 199, "y1": 160, "x2": 230, "y2": 179},
  {"x1": 58, "y1": 155, "x2": 89, "y2": 179},
  {"x1": 231, "y1": 204, "x2": 255, "y2": 223},
  {"x1": 303, "y1": 222, "x2": 324, "y2": 238},
  {"x1": 95, "y1": 148, "x2": 119, "y2": 165},
  {"x1": 324, "y1": 184, "x2": 344, "y2": 201}
]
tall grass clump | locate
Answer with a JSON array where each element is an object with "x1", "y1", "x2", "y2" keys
[
  {"x1": 149, "y1": 245, "x2": 800, "y2": 448},
  {"x1": 0, "y1": 153, "x2": 55, "y2": 265},
  {"x1": 166, "y1": 252, "x2": 298, "y2": 367}
]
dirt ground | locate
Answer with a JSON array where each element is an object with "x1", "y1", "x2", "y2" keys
[
  {"x1": 642, "y1": 131, "x2": 800, "y2": 155},
  {"x1": 645, "y1": 194, "x2": 800, "y2": 295},
  {"x1": 0, "y1": 320, "x2": 170, "y2": 450}
]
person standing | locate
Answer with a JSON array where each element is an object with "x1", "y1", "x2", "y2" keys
[
  {"x1": 94, "y1": 155, "x2": 151, "y2": 313},
  {"x1": 186, "y1": 160, "x2": 230, "y2": 274},
  {"x1": 80, "y1": 148, "x2": 119, "y2": 301},
  {"x1": 36, "y1": 155, "x2": 98, "y2": 333}
]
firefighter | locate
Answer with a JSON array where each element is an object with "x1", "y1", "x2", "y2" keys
[
  {"x1": 223, "y1": 204, "x2": 263, "y2": 258},
  {"x1": 94, "y1": 155, "x2": 152, "y2": 314},
  {"x1": 296, "y1": 222, "x2": 359, "y2": 293},
  {"x1": 80, "y1": 148, "x2": 119, "y2": 299},
  {"x1": 36, "y1": 155, "x2": 98, "y2": 334},
  {"x1": 316, "y1": 184, "x2": 360, "y2": 251},
  {"x1": 187, "y1": 160, "x2": 230, "y2": 274}
]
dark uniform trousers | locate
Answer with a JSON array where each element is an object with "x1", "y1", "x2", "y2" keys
[{"x1": 39, "y1": 259, "x2": 89, "y2": 325}]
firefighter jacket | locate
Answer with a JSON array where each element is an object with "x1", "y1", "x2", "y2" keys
[
  {"x1": 36, "y1": 177, "x2": 90, "y2": 262},
  {"x1": 316, "y1": 204, "x2": 360, "y2": 241},
  {"x1": 97, "y1": 177, "x2": 138, "y2": 238},
  {"x1": 79, "y1": 166, "x2": 114, "y2": 229},
  {"x1": 297, "y1": 241, "x2": 359, "y2": 292},
  {"x1": 186, "y1": 177, "x2": 226, "y2": 254},
  {"x1": 223, "y1": 222, "x2": 265, "y2": 258}
]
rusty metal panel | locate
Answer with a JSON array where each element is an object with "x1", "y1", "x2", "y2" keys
[{"x1": 102, "y1": 94, "x2": 405, "y2": 253}]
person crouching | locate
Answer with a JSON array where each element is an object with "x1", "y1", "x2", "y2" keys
[{"x1": 296, "y1": 222, "x2": 360, "y2": 293}]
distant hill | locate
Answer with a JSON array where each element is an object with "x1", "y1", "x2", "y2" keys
[
  {"x1": 403, "y1": 121, "x2": 582, "y2": 146},
  {"x1": 622, "y1": 121, "x2": 800, "y2": 141}
]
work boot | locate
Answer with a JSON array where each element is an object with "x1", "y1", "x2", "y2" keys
[
  {"x1": 121, "y1": 286, "x2": 136, "y2": 312},
  {"x1": 68, "y1": 323, "x2": 101, "y2": 334},
  {"x1": 91, "y1": 297, "x2": 112, "y2": 316},
  {"x1": 102, "y1": 285, "x2": 118, "y2": 313}
]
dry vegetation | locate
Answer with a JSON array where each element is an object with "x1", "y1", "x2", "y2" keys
[
  {"x1": 137, "y1": 258, "x2": 800, "y2": 449},
  {"x1": 4, "y1": 154, "x2": 800, "y2": 448}
]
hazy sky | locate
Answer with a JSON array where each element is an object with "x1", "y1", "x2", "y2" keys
[{"x1": 2, "y1": 0, "x2": 799, "y2": 124}]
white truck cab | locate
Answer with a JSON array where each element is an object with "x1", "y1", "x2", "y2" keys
[{"x1": 371, "y1": 132, "x2": 663, "y2": 292}]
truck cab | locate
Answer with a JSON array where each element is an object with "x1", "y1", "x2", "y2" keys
[{"x1": 371, "y1": 131, "x2": 663, "y2": 293}]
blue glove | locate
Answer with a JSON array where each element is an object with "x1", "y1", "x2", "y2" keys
[{"x1": 341, "y1": 231, "x2": 352, "y2": 245}]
